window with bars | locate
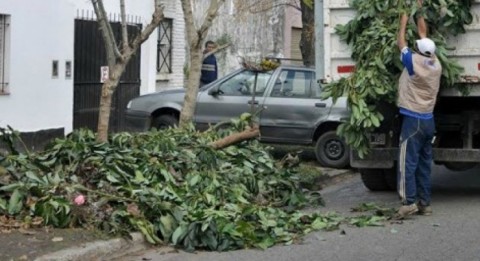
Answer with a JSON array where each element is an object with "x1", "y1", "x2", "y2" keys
[
  {"x1": 0, "y1": 14, "x2": 10, "y2": 94},
  {"x1": 157, "y1": 18, "x2": 172, "y2": 73}
]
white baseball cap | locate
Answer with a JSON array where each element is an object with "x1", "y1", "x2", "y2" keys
[{"x1": 416, "y1": 38, "x2": 436, "y2": 57}]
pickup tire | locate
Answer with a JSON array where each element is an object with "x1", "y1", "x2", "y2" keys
[
  {"x1": 314, "y1": 130, "x2": 349, "y2": 169},
  {"x1": 152, "y1": 114, "x2": 178, "y2": 129}
]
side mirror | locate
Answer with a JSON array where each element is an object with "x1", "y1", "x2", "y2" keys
[{"x1": 208, "y1": 87, "x2": 220, "y2": 96}]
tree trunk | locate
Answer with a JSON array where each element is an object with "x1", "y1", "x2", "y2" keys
[
  {"x1": 180, "y1": 48, "x2": 203, "y2": 127},
  {"x1": 96, "y1": 63, "x2": 127, "y2": 142},
  {"x1": 300, "y1": 0, "x2": 315, "y2": 66},
  {"x1": 179, "y1": 0, "x2": 225, "y2": 128}
]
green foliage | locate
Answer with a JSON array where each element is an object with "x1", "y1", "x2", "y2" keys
[
  {"x1": 302, "y1": 0, "x2": 313, "y2": 9},
  {"x1": 322, "y1": 0, "x2": 473, "y2": 157},
  {"x1": 0, "y1": 121, "x2": 344, "y2": 251}
]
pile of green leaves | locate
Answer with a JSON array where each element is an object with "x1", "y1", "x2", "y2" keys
[
  {"x1": 322, "y1": 0, "x2": 474, "y2": 157},
  {"x1": 1, "y1": 120, "x2": 354, "y2": 251}
]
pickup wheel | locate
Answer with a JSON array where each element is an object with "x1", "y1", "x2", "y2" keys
[
  {"x1": 314, "y1": 130, "x2": 349, "y2": 169},
  {"x1": 152, "y1": 114, "x2": 178, "y2": 129}
]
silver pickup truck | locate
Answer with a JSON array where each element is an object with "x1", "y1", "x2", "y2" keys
[{"x1": 125, "y1": 65, "x2": 350, "y2": 168}]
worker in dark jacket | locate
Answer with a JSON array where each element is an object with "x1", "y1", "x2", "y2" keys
[{"x1": 200, "y1": 41, "x2": 218, "y2": 86}]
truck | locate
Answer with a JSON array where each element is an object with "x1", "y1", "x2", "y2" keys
[{"x1": 315, "y1": 0, "x2": 480, "y2": 190}]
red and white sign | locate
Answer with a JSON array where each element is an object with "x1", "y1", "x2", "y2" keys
[{"x1": 100, "y1": 66, "x2": 109, "y2": 83}]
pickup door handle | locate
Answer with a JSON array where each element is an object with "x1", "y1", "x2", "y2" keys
[
  {"x1": 248, "y1": 100, "x2": 259, "y2": 105},
  {"x1": 315, "y1": 103, "x2": 327, "y2": 108}
]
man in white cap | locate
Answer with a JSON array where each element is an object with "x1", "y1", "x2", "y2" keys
[{"x1": 396, "y1": 0, "x2": 442, "y2": 218}]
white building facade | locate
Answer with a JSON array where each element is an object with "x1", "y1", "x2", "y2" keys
[{"x1": 0, "y1": 0, "x2": 185, "y2": 139}]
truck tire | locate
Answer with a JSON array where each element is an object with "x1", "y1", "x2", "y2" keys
[
  {"x1": 384, "y1": 167, "x2": 397, "y2": 191},
  {"x1": 315, "y1": 130, "x2": 349, "y2": 169},
  {"x1": 153, "y1": 114, "x2": 178, "y2": 129},
  {"x1": 360, "y1": 169, "x2": 390, "y2": 191}
]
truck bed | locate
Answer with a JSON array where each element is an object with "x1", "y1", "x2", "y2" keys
[{"x1": 320, "y1": 0, "x2": 480, "y2": 96}]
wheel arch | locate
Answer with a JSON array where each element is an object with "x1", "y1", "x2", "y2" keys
[
  {"x1": 151, "y1": 108, "x2": 180, "y2": 124},
  {"x1": 313, "y1": 121, "x2": 342, "y2": 142}
]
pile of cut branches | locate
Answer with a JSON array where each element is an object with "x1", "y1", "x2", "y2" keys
[
  {"x1": 1, "y1": 117, "x2": 392, "y2": 252},
  {"x1": 322, "y1": 0, "x2": 474, "y2": 157}
]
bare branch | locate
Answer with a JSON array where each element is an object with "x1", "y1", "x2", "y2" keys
[
  {"x1": 236, "y1": 0, "x2": 300, "y2": 13},
  {"x1": 198, "y1": 0, "x2": 225, "y2": 47},
  {"x1": 130, "y1": 0, "x2": 164, "y2": 52},
  {"x1": 203, "y1": 43, "x2": 231, "y2": 61},
  {"x1": 91, "y1": 0, "x2": 123, "y2": 66},
  {"x1": 181, "y1": 0, "x2": 199, "y2": 48},
  {"x1": 120, "y1": 0, "x2": 130, "y2": 53}
]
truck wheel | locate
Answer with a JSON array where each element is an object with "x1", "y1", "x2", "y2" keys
[
  {"x1": 360, "y1": 169, "x2": 390, "y2": 191},
  {"x1": 152, "y1": 114, "x2": 178, "y2": 129},
  {"x1": 314, "y1": 130, "x2": 349, "y2": 169},
  {"x1": 384, "y1": 167, "x2": 397, "y2": 191}
]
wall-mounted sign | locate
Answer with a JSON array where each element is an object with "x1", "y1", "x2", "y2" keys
[
  {"x1": 100, "y1": 66, "x2": 109, "y2": 83},
  {"x1": 65, "y1": 60, "x2": 72, "y2": 79},
  {"x1": 52, "y1": 60, "x2": 59, "y2": 78}
]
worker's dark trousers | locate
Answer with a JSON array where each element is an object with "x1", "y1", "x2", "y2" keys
[{"x1": 398, "y1": 115, "x2": 435, "y2": 206}]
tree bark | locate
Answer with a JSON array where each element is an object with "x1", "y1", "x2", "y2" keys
[
  {"x1": 300, "y1": 0, "x2": 315, "y2": 66},
  {"x1": 179, "y1": 0, "x2": 225, "y2": 128},
  {"x1": 209, "y1": 126, "x2": 260, "y2": 149},
  {"x1": 92, "y1": 0, "x2": 164, "y2": 142}
]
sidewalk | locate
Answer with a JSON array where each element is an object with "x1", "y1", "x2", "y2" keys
[{"x1": 1, "y1": 167, "x2": 356, "y2": 261}]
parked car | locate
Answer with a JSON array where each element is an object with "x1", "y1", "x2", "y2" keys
[{"x1": 126, "y1": 65, "x2": 350, "y2": 168}]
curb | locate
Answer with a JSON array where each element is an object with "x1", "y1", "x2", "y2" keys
[{"x1": 34, "y1": 232, "x2": 149, "y2": 261}]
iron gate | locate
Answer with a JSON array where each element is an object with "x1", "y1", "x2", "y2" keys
[{"x1": 74, "y1": 19, "x2": 141, "y2": 133}]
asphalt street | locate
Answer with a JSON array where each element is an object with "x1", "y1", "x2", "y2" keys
[{"x1": 116, "y1": 165, "x2": 480, "y2": 261}]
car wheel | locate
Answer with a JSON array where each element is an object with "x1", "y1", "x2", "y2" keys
[
  {"x1": 152, "y1": 114, "x2": 178, "y2": 129},
  {"x1": 314, "y1": 130, "x2": 349, "y2": 169}
]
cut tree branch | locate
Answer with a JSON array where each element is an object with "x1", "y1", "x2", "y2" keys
[{"x1": 209, "y1": 126, "x2": 260, "y2": 150}]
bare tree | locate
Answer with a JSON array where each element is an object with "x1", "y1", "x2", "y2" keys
[
  {"x1": 91, "y1": 0, "x2": 164, "y2": 142},
  {"x1": 179, "y1": 0, "x2": 225, "y2": 128}
]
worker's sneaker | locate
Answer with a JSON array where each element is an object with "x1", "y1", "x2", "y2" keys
[
  {"x1": 395, "y1": 203, "x2": 418, "y2": 219},
  {"x1": 417, "y1": 204, "x2": 432, "y2": 216}
]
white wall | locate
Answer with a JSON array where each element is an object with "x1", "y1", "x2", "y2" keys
[
  {"x1": 156, "y1": 0, "x2": 186, "y2": 91},
  {"x1": 0, "y1": 0, "x2": 165, "y2": 134},
  {"x1": 0, "y1": 0, "x2": 75, "y2": 133}
]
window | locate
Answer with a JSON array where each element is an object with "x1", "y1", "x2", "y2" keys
[
  {"x1": 0, "y1": 14, "x2": 10, "y2": 94},
  {"x1": 218, "y1": 70, "x2": 271, "y2": 96},
  {"x1": 157, "y1": 18, "x2": 172, "y2": 73},
  {"x1": 270, "y1": 70, "x2": 314, "y2": 98}
]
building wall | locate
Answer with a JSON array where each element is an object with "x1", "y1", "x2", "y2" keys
[
  {"x1": 0, "y1": 0, "x2": 171, "y2": 135},
  {"x1": 193, "y1": 0, "x2": 286, "y2": 77},
  {"x1": 0, "y1": 0, "x2": 75, "y2": 133},
  {"x1": 284, "y1": 6, "x2": 303, "y2": 59},
  {"x1": 156, "y1": 1, "x2": 186, "y2": 91},
  {"x1": 73, "y1": 0, "x2": 160, "y2": 95}
]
